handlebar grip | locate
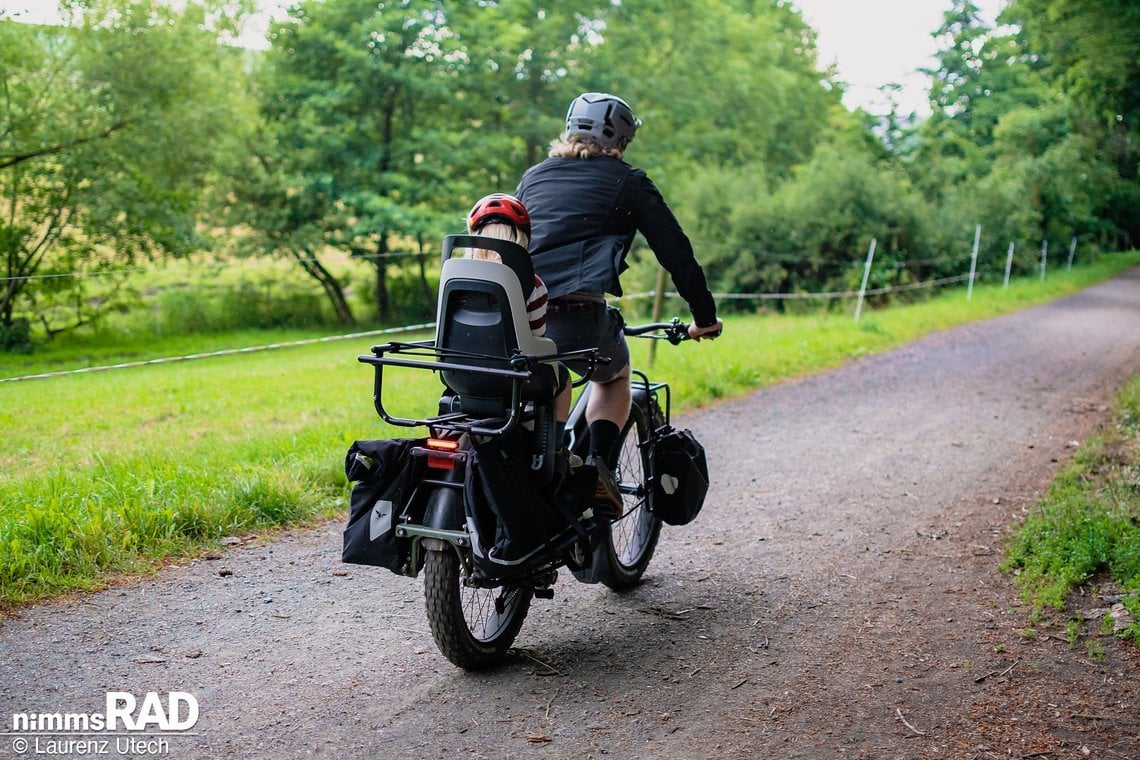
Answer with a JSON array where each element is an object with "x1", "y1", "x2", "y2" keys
[{"x1": 623, "y1": 319, "x2": 690, "y2": 338}]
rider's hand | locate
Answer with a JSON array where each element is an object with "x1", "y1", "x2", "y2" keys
[{"x1": 688, "y1": 320, "x2": 723, "y2": 342}]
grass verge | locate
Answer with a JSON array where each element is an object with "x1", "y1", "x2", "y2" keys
[
  {"x1": 1001, "y1": 375, "x2": 1140, "y2": 645},
  {"x1": 1, "y1": 254, "x2": 1138, "y2": 607}
]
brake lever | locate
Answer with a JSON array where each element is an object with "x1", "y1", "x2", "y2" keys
[{"x1": 666, "y1": 317, "x2": 688, "y2": 345}]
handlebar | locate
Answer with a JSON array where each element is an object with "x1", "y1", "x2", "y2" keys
[{"x1": 623, "y1": 317, "x2": 721, "y2": 345}]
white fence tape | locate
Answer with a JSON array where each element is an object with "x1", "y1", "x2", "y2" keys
[
  {"x1": 0, "y1": 273, "x2": 973, "y2": 384},
  {"x1": 0, "y1": 322, "x2": 436, "y2": 384}
]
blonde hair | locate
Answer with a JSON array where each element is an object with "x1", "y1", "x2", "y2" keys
[
  {"x1": 467, "y1": 221, "x2": 530, "y2": 262},
  {"x1": 548, "y1": 133, "x2": 625, "y2": 160}
]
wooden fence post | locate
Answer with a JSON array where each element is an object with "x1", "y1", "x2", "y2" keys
[{"x1": 647, "y1": 267, "x2": 667, "y2": 367}]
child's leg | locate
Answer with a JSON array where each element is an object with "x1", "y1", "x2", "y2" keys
[{"x1": 554, "y1": 364, "x2": 571, "y2": 446}]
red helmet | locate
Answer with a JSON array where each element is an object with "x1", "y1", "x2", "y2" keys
[{"x1": 467, "y1": 193, "x2": 531, "y2": 236}]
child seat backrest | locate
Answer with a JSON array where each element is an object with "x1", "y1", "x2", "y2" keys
[{"x1": 436, "y1": 235, "x2": 557, "y2": 415}]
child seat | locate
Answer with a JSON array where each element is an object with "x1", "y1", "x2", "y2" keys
[
  {"x1": 435, "y1": 235, "x2": 561, "y2": 482},
  {"x1": 436, "y1": 235, "x2": 558, "y2": 417},
  {"x1": 359, "y1": 234, "x2": 594, "y2": 481}
]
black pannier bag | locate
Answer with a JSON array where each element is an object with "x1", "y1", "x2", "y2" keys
[
  {"x1": 342, "y1": 438, "x2": 426, "y2": 573},
  {"x1": 462, "y1": 432, "x2": 590, "y2": 579},
  {"x1": 647, "y1": 426, "x2": 710, "y2": 526}
]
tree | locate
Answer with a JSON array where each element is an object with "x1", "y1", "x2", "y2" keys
[
  {"x1": 914, "y1": 1, "x2": 1049, "y2": 193},
  {"x1": 588, "y1": 0, "x2": 841, "y2": 299},
  {"x1": 981, "y1": 100, "x2": 1118, "y2": 248},
  {"x1": 446, "y1": 0, "x2": 615, "y2": 179},
  {"x1": 910, "y1": 0, "x2": 1138, "y2": 251},
  {"x1": 0, "y1": 0, "x2": 251, "y2": 345},
  {"x1": 1004, "y1": 0, "x2": 1140, "y2": 246},
  {"x1": 692, "y1": 136, "x2": 942, "y2": 303},
  {"x1": 597, "y1": 0, "x2": 835, "y2": 181},
  {"x1": 259, "y1": 0, "x2": 469, "y2": 322}
]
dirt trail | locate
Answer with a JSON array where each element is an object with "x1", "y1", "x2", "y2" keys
[{"x1": 2, "y1": 269, "x2": 1139, "y2": 760}]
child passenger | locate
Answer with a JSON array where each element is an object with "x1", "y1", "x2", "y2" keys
[
  {"x1": 465, "y1": 193, "x2": 550, "y2": 337},
  {"x1": 465, "y1": 194, "x2": 580, "y2": 475}
]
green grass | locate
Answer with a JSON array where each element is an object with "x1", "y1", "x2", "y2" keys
[
  {"x1": 1001, "y1": 374, "x2": 1140, "y2": 644},
  {"x1": 1, "y1": 253, "x2": 1138, "y2": 606}
]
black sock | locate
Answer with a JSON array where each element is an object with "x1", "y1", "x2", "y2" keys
[{"x1": 587, "y1": 420, "x2": 621, "y2": 467}]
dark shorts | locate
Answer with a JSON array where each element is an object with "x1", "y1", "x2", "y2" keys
[{"x1": 545, "y1": 299, "x2": 630, "y2": 384}]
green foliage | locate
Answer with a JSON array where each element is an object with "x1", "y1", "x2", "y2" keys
[
  {"x1": 5, "y1": 256, "x2": 1135, "y2": 606},
  {"x1": 0, "y1": 318, "x2": 32, "y2": 354},
  {"x1": 601, "y1": 0, "x2": 836, "y2": 181},
  {"x1": 692, "y1": 140, "x2": 949, "y2": 302},
  {"x1": 1007, "y1": 0, "x2": 1140, "y2": 130},
  {"x1": 0, "y1": 1, "x2": 254, "y2": 336},
  {"x1": 158, "y1": 277, "x2": 330, "y2": 333},
  {"x1": 254, "y1": 0, "x2": 482, "y2": 321},
  {"x1": 1002, "y1": 375, "x2": 1140, "y2": 643},
  {"x1": 4, "y1": 0, "x2": 1139, "y2": 357},
  {"x1": 913, "y1": 0, "x2": 1140, "y2": 254}
]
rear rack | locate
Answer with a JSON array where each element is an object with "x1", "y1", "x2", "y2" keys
[{"x1": 359, "y1": 340, "x2": 602, "y2": 437}]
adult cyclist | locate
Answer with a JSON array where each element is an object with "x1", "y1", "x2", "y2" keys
[{"x1": 515, "y1": 92, "x2": 723, "y2": 512}]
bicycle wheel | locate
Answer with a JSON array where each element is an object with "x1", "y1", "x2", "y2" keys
[
  {"x1": 423, "y1": 547, "x2": 532, "y2": 669},
  {"x1": 589, "y1": 401, "x2": 664, "y2": 590}
]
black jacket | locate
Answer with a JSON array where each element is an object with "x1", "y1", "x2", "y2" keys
[{"x1": 515, "y1": 156, "x2": 718, "y2": 327}]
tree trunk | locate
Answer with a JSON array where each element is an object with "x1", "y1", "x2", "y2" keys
[
  {"x1": 1, "y1": 280, "x2": 16, "y2": 329},
  {"x1": 416, "y1": 234, "x2": 435, "y2": 319},
  {"x1": 289, "y1": 248, "x2": 355, "y2": 326},
  {"x1": 374, "y1": 235, "x2": 390, "y2": 322}
]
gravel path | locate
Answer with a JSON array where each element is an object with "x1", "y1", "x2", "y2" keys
[{"x1": 2, "y1": 268, "x2": 1139, "y2": 759}]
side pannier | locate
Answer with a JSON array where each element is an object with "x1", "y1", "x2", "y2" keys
[
  {"x1": 647, "y1": 426, "x2": 710, "y2": 526},
  {"x1": 342, "y1": 438, "x2": 426, "y2": 573}
]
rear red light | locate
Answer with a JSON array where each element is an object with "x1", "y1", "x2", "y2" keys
[{"x1": 426, "y1": 438, "x2": 460, "y2": 470}]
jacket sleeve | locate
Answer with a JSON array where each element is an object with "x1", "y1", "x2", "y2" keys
[{"x1": 623, "y1": 171, "x2": 718, "y2": 327}]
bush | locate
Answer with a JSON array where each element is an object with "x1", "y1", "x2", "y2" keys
[
  {"x1": 0, "y1": 318, "x2": 34, "y2": 354},
  {"x1": 155, "y1": 274, "x2": 335, "y2": 333},
  {"x1": 680, "y1": 144, "x2": 947, "y2": 307}
]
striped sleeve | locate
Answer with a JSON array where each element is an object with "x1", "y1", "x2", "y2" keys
[{"x1": 527, "y1": 275, "x2": 548, "y2": 336}]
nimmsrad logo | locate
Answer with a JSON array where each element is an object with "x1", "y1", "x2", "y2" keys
[{"x1": 10, "y1": 692, "x2": 198, "y2": 732}]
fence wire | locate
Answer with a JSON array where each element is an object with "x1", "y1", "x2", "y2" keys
[
  {"x1": 1, "y1": 273, "x2": 978, "y2": 384},
  {"x1": 0, "y1": 322, "x2": 436, "y2": 384}
]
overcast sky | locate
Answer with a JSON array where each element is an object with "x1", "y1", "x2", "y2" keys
[
  {"x1": 3, "y1": 0, "x2": 1008, "y2": 116},
  {"x1": 792, "y1": 0, "x2": 1008, "y2": 115}
]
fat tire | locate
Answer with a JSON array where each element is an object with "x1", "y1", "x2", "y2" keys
[{"x1": 423, "y1": 548, "x2": 532, "y2": 670}]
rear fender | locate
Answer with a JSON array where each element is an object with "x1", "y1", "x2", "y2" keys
[{"x1": 423, "y1": 471, "x2": 465, "y2": 532}]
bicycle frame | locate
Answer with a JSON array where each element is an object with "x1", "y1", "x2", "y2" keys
[
  {"x1": 355, "y1": 319, "x2": 687, "y2": 587},
  {"x1": 564, "y1": 368, "x2": 671, "y2": 455}
]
